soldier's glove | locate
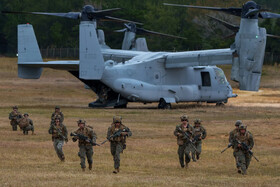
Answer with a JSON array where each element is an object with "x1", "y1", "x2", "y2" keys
[
  {"x1": 121, "y1": 132, "x2": 128, "y2": 136},
  {"x1": 72, "y1": 137, "x2": 77, "y2": 142}
]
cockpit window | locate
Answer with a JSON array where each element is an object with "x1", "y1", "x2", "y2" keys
[{"x1": 214, "y1": 68, "x2": 227, "y2": 85}]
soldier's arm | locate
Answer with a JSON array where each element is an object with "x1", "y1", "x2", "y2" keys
[
  {"x1": 60, "y1": 112, "x2": 64, "y2": 122},
  {"x1": 91, "y1": 130, "x2": 97, "y2": 142},
  {"x1": 202, "y1": 127, "x2": 207, "y2": 139},
  {"x1": 63, "y1": 125, "x2": 68, "y2": 138},
  {"x1": 174, "y1": 126, "x2": 183, "y2": 137},
  {"x1": 48, "y1": 125, "x2": 53, "y2": 134},
  {"x1": 125, "y1": 127, "x2": 132, "y2": 137},
  {"x1": 107, "y1": 127, "x2": 112, "y2": 140},
  {"x1": 229, "y1": 131, "x2": 233, "y2": 143},
  {"x1": 29, "y1": 119, "x2": 34, "y2": 126},
  {"x1": 248, "y1": 133, "x2": 254, "y2": 150}
]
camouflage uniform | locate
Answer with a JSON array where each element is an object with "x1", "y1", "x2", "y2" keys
[
  {"x1": 229, "y1": 120, "x2": 242, "y2": 168},
  {"x1": 9, "y1": 106, "x2": 21, "y2": 131},
  {"x1": 191, "y1": 119, "x2": 207, "y2": 161},
  {"x1": 174, "y1": 115, "x2": 194, "y2": 168},
  {"x1": 107, "y1": 116, "x2": 132, "y2": 173},
  {"x1": 50, "y1": 106, "x2": 64, "y2": 124},
  {"x1": 72, "y1": 119, "x2": 97, "y2": 171},
  {"x1": 48, "y1": 119, "x2": 68, "y2": 161},
  {"x1": 233, "y1": 124, "x2": 254, "y2": 175},
  {"x1": 21, "y1": 113, "x2": 34, "y2": 135}
]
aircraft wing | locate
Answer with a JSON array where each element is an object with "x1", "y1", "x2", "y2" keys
[
  {"x1": 164, "y1": 48, "x2": 235, "y2": 68},
  {"x1": 18, "y1": 61, "x2": 79, "y2": 71},
  {"x1": 101, "y1": 48, "x2": 146, "y2": 62}
]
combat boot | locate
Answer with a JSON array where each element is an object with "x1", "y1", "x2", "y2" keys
[
  {"x1": 113, "y1": 168, "x2": 119, "y2": 174},
  {"x1": 237, "y1": 167, "x2": 241, "y2": 174},
  {"x1": 196, "y1": 154, "x2": 200, "y2": 160},
  {"x1": 89, "y1": 163, "x2": 92, "y2": 170},
  {"x1": 61, "y1": 155, "x2": 65, "y2": 162}
]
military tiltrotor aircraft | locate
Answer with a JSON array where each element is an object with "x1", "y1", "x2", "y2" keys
[{"x1": 3, "y1": 1, "x2": 280, "y2": 108}]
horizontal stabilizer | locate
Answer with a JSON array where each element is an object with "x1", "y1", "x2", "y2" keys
[{"x1": 18, "y1": 24, "x2": 43, "y2": 79}]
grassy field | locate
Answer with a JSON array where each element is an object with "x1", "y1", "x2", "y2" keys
[{"x1": 0, "y1": 57, "x2": 280, "y2": 187}]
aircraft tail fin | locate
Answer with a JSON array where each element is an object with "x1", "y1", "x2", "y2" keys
[
  {"x1": 17, "y1": 24, "x2": 43, "y2": 79},
  {"x1": 79, "y1": 21, "x2": 104, "y2": 80}
]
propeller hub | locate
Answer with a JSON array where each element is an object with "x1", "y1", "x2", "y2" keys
[
  {"x1": 81, "y1": 5, "x2": 96, "y2": 21},
  {"x1": 242, "y1": 1, "x2": 260, "y2": 19}
]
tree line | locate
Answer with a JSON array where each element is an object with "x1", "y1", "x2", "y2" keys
[{"x1": 0, "y1": 0, "x2": 280, "y2": 63}]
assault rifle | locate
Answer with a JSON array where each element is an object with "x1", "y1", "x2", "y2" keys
[
  {"x1": 178, "y1": 127, "x2": 198, "y2": 152},
  {"x1": 192, "y1": 133, "x2": 202, "y2": 144},
  {"x1": 236, "y1": 140, "x2": 259, "y2": 162},
  {"x1": 221, "y1": 143, "x2": 233, "y2": 153},
  {"x1": 70, "y1": 132, "x2": 100, "y2": 146},
  {"x1": 101, "y1": 128, "x2": 128, "y2": 145},
  {"x1": 52, "y1": 125, "x2": 67, "y2": 142}
]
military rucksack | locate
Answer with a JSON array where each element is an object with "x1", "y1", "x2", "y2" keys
[{"x1": 18, "y1": 117, "x2": 29, "y2": 128}]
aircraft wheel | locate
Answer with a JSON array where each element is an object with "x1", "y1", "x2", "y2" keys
[
  {"x1": 158, "y1": 99, "x2": 171, "y2": 109},
  {"x1": 114, "y1": 104, "x2": 127, "y2": 108},
  {"x1": 216, "y1": 102, "x2": 225, "y2": 106}
]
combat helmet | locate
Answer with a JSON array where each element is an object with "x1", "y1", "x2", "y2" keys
[
  {"x1": 113, "y1": 116, "x2": 122, "y2": 123},
  {"x1": 194, "y1": 119, "x2": 202, "y2": 124},
  {"x1": 235, "y1": 120, "x2": 242, "y2": 126},
  {"x1": 77, "y1": 119, "x2": 86, "y2": 124},
  {"x1": 180, "y1": 114, "x2": 189, "y2": 121},
  {"x1": 239, "y1": 124, "x2": 247, "y2": 131},
  {"x1": 12, "y1": 106, "x2": 18, "y2": 109},
  {"x1": 55, "y1": 106, "x2": 60, "y2": 109},
  {"x1": 24, "y1": 113, "x2": 29, "y2": 116}
]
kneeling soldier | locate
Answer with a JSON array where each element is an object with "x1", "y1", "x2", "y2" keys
[
  {"x1": 72, "y1": 119, "x2": 97, "y2": 171},
  {"x1": 48, "y1": 118, "x2": 68, "y2": 161},
  {"x1": 174, "y1": 115, "x2": 194, "y2": 168},
  {"x1": 233, "y1": 124, "x2": 254, "y2": 175},
  {"x1": 107, "y1": 116, "x2": 132, "y2": 174},
  {"x1": 191, "y1": 119, "x2": 207, "y2": 161},
  {"x1": 21, "y1": 113, "x2": 35, "y2": 135}
]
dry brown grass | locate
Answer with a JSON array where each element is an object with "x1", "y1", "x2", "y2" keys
[{"x1": 0, "y1": 58, "x2": 280, "y2": 187}]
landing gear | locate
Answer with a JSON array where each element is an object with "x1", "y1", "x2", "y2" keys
[
  {"x1": 114, "y1": 104, "x2": 127, "y2": 108},
  {"x1": 158, "y1": 99, "x2": 171, "y2": 109},
  {"x1": 216, "y1": 102, "x2": 225, "y2": 106}
]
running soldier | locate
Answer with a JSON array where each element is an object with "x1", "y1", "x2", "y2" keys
[
  {"x1": 9, "y1": 106, "x2": 22, "y2": 131},
  {"x1": 107, "y1": 116, "x2": 132, "y2": 174},
  {"x1": 72, "y1": 119, "x2": 97, "y2": 171},
  {"x1": 233, "y1": 124, "x2": 254, "y2": 175},
  {"x1": 174, "y1": 115, "x2": 194, "y2": 168},
  {"x1": 48, "y1": 117, "x2": 68, "y2": 161},
  {"x1": 191, "y1": 119, "x2": 207, "y2": 161}
]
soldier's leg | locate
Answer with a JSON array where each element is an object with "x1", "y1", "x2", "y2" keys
[
  {"x1": 245, "y1": 153, "x2": 252, "y2": 170},
  {"x1": 79, "y1": 145, "x2": 86, "y2": 170},
  {"x1": 178, "y1": 145, "x2": 185, "y2": 167},
  {"x1": 191, "y1": 144, "x2": 196, "y2": 162},
  {"x1": 114, "y1": 143, "x2": 123, "y2": 171},
  {"x1": 110, "y1": 142, "x2": 117, "y2": 172},
  {"x1": 56, "y1": 140, "x2": 65, "y2": 161},
  {"x1": 233, "y1": 151, "x2": 240, "y2": 171},
  {"x1": 184, "y1": 144, "x2": 192, "y2": 167},
  {"x1": 11, "y1": 121, "x2": 17, "y2": 131},
  {"x1": 196, "y1": 142, "x2": 202, "y2": 160},
  {"x1": 86, "y1": 145, "x2": 93, "y2": 170},
  {"x1": 236, "y1": 151, "x2": 246, "y2": 175}
]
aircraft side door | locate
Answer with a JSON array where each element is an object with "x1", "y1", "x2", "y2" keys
[{"x1": 199, "y1": 71, "x2": 212, "y2": 101}]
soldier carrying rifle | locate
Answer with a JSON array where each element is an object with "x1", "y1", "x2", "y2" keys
[
  {"x1": 71, "y1": 119, "x2": 97, "y2": 171},
  {"x1": 48, "y1": 117, "x2": 68, "y2": 161},
  {"x1": 106, "y1": 116, "x2": 132, "y2": 174},
  {"x1": 9, "y1": 106, "x2": 22, "y2": 131},
  {"x1": 191, "y1": 119, "x2": 207, "y2": 162}
]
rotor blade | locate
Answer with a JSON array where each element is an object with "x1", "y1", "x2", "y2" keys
[
  {"x1": 103, "y1": 16, "x2": 143, "y2": 25},
  {"x1": 93, "y1": 8, "x2": 121, "y2": 15},
  {"x1": 245, "y1": 8, "x2": 260, "y2": 18},
  {"x1": 114, "y1": 28, "x2": 127, "y2": 32},
  {"x1": 259, "y1": 12, "x2": 280, "y2": 19},
  {"x1": 163, "y1": 3, "x2": 242, "y2": 17},
  {"x1": 207, "y1": 15, "x2": 239, "y2": 33},
  {"x1": 267, "y1": 33, "x2": 280, "y2": 39},
  {"x1": 1, "y1": 11, "x2": 80, "y2": 19},
  {"x1": 136, "y1": 28, "x2": 187, "y2": 39}
]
